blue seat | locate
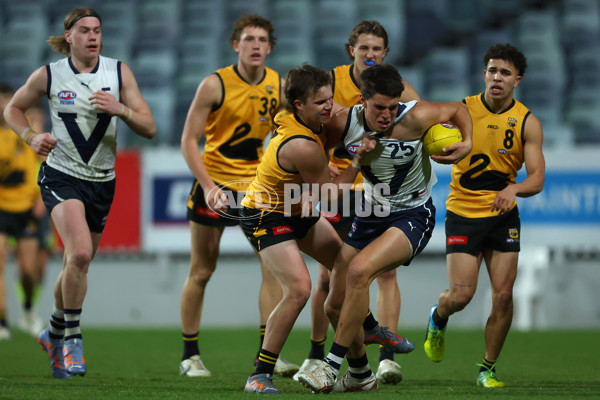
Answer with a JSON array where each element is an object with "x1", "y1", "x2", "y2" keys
[
  {"x1": 356, "y1": 0, "x2": 406, "y2": 61},
  {"x1": 560, "y1": 0, "x2": 600, "y2": 51},
  {"x1": 270, "y1": 36, "x2": 315, "y2": 76},
  {"x1": 312, "y1": 0, "x2": 359, "y2": 69},
  {"x1": 567, "y1": 45, "x2": 600, "y2": 89},
  {"x1": 424, "y1": 46, "x2": 470, "y2": 92},
  {"x1": 137, "y1": 86, "x2": 176, "y2": 146},
  {"x1": 224, "y1": 0, "x2": 268, "y2": 28},
  {"x1": 176, "y1": 54, "x2": 219, "y2": 91},
  {"x1": 444, "y1": 0, "x2": 483, "y2": 36},
  {"x1": 135, "y1": 0, "x2": 181, "y2": 52},
  {"x1": 132, "y1": 49, "x2": 177, "y2": 89},
  {"x1": 46, "y1": 0, "x2": 97, "y2": 25},
  {"x1": 404, "y1": 1, "x2": 449, "y2": 60},
  {"x1": 564, "y1": 86, "x2": 600, "y2": 143},
  {"x1": 396, "y1": 64, "x2": 425, "y2": 99},
  {"x1": 517, "y1": 9, "x2": 561, "y2": 55},
  {"x1": 427, "y1": 83, "x2": 471, "y2": 103}
]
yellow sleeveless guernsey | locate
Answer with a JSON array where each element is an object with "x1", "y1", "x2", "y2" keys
[
  {"x1": 0, "y1": 125, "x2": 40, "y2": 212},
  {"x1": 447, "y1": 93, "x2": 529, "y2": 218},
  {"x1": 330, "y1": 64, "x2": 363, "y2": 189},
  {"x1": 202, "y1": 65, "x2": 281, "y2": 190},
  {"x1": 242, "y1": 110, "x2": 326, "y2": 215}
]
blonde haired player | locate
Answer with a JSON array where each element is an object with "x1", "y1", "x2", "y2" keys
[{"x1": 4, "y1": 7, "x2": 156, "y2": 378}]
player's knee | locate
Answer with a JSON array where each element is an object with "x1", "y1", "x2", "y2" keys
[
  {"x1": 493, "y1": 290, "x2": 513, "y2": 311},
  {"x1": 346, "y1": 263, "x2": 371, "y2": 290},
  {"x1": 450, "y1": 291, "x2": 474, "y2": 311},
  {"x1": 375, "y1": 269, "x2": 396, "y2": 286},
  {"x1": 66, "y1": 249, "x2": 93, "y2": 270},
  {"x1": 287, "y1": 282, "x2": 311, "y2": 310},
  {"x1": 324, "y1": 299, "x2": 340, "y2": 325},
  {"x1": 189, "y1": 268, "x2": 214, "y2": 288}
]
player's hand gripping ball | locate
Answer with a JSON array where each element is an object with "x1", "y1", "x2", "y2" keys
[{"x1": 423, "y1": 122, "x2": 463, "y2": 156}]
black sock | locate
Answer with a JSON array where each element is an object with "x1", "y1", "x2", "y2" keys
[
  {"x1": 433, "y1": 307, "x2": 448, "y2": 330},
  {"x1": 255, "y1": 349, "x2": 278, "y2": 375},
  {"x1": 362, "y1": 309, "x2": 378, "y2": 331},
  {"x1": 347, "y1": 354, "x2": 372, "y2": 379},
  {"x1": 0, "y1": 310, "x2": 7, "y2": 327},
  {"x1": 379, "y1": 346, "x2": 394, "y2": 362},
  {"x1": 479, "y1": 356, "x2": 496, "y2": 373},
  {"x1": 255, "y1": 325, "x2": 266, "y2": 363},
  {"x1": 308, "y1": 337, "x2": 326, "y2": 360},
  {"x1": 182, "y1": 332, "x2": 200, "y2": 360},
  {"x1": 324, "y1": 342, "x2": 348, "y2": 373}
]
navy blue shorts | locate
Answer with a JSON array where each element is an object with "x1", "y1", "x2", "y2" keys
[
  {"x1": 345, "y1": 197, "x2": 436, "y2": 265},
  {"x1": 38, "y1": 163, "x2": 115, "y2": 233}
]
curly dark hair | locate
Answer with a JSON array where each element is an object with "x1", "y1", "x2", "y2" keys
[{"x1": 483, "y1": 43, "x2": 527, "y2": 76}]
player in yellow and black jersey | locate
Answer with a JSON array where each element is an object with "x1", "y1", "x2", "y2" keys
[
  {"x1": 239, "y1": 64, "x2": 373, "y2": 394},
  {"x1": 0, "y1": 83, "x2": 44, "y2": 340},
  {"x1": 178, "y1": 15, "x2": 301, "y2": 379},
  {"x1": 297, "y1": 21, "x2": 421, "y2": 384},
  {"x1": 424, "y1": 44, "x2": 545, "y2": 388}
]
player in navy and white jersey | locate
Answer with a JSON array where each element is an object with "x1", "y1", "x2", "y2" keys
[
  {"x1": 295, "y1": 64, "x2": 472, "y2": 393},
  {"x1": 3, "y1": 7, "x2": 155, "y2": 379},
  {"x1": 296, "y1": 22, "x2": 422, "y2": 386}
]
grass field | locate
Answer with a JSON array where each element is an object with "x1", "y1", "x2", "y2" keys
[{"x1": 1, "y1": 327, "x2": 598, "y2": 399}]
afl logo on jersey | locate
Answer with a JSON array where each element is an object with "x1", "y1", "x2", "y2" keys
[
  {"x1": 58, "y1": 90, "x2": 76, "y2": 105},
  {"x1": 346, "y1": 144, "x2": 360, "y2": 156}
]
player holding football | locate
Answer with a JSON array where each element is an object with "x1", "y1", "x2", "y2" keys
[
  {"x1": 296, "y1": 64, "x2": 472, "y2": 393},
  {"x1": 424, "y1": 43, "x2": 545, "y2": 388},
  {"x1": 294, "y1": 20, "x2": 421, "y2": 385}
]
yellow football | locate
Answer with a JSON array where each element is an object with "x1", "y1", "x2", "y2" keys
[{"x1": 423, "y1": 122, "x2": 463, "y2": 156}]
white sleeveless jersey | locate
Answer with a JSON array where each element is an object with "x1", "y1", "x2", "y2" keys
[
  {"x1": 342, "y1": 101, "x2": 437, "y2": 213},
  {"x1": 46, "y1": 56, "x2": 121, "y2": 181}
]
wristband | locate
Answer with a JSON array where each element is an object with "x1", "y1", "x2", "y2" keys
[
  {"x1": 27, "y1": 133, "x2": 38, "y2": 146},
  {"x1": 121, "y1": 104, "x2": 133, "y2": 122},
  {"x1": 21, "y1": 127, "x2": 36, "y2": 145},
  {"x1": 351, "y1": 158, "x2": 360, "y2": 168}
]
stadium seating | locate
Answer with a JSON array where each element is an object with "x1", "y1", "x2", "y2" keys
[
  {"x1": 313, "y1": 0, "x2": 359, "y2": 69},
  {"x1": 356, "y1": 0, "x2": 406, "y2": 63},
  {"x1": 560, "y1": 0, "x2": 600, "y2": 52},
  {"x1": 0, "y1": 0, "x2": 596, "y2": 147}
]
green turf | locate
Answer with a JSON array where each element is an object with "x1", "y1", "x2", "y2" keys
[{"x1": 1, "y1": 327, "x2": 598, "y2": 399}]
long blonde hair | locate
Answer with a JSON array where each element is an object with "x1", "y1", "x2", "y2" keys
[{"x1": 47, "y1": 7, "x2": 102, "y2": 56}]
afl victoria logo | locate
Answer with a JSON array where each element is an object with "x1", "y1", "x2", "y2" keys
[
  {"x1": 58, "y1": 90, "x2": 76, "y2": 100},
  {"x1": 58, "y1": 90, "x2": 77, "y2": 104}
]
